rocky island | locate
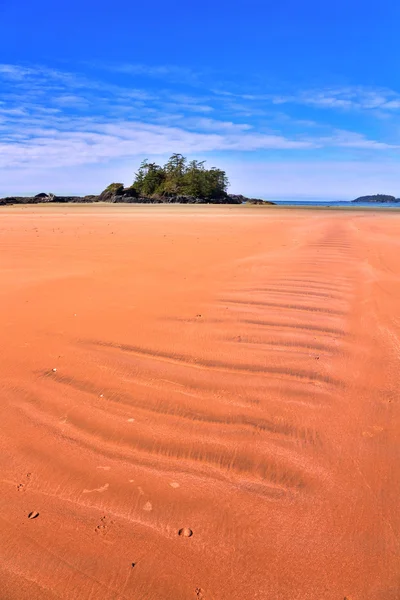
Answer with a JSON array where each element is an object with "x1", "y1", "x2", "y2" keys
[
  {"x1": 352, "y1": 194, "x2": 400, "y2": 203},
  {"x1": 0, "y1": 154, "x2": 275, "y2": 206}
]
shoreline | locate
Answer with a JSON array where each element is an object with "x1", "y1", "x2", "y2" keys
[{"x1": 2, "y1": 201, "x2": 400, "y2": 212}]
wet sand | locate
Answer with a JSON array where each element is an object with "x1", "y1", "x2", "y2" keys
[{"x1": 1, "y1": 205, "x2": 399, "y2": 599}]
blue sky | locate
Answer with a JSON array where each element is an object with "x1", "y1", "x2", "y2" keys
[{"x1": 1, "y1": 0, "x2": 400, "y2": 199}]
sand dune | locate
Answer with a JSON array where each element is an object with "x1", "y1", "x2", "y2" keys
[{"x1": 1, "y1": 205, "x2": 399, "y2": 599}]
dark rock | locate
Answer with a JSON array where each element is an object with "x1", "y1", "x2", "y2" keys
[
  {"x1": 246, "y1": 199, "x2": 275, "y2": 205},
  {"x1": 0, "y1": 196, "x2": 37, "y2": 205},
  {"x1": 113, "y1": 195, "x2": 139, "y2": 203},
  {"x1": 120, "y1": 186, "x2": 138, "y2": 198},
  {"x1": 0, "y1": 190, "x2": 275, "y2": 206},
  {"x1": 228, "y1": 194, "x2": 275, "y2": 205},
  {"x1": 98, "y1": 183, "x2": 124, "y2": 202}
]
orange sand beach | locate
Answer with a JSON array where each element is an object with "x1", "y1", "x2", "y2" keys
[{"x1": 0, "y1": 204, "x2": 399, "y2": 599}]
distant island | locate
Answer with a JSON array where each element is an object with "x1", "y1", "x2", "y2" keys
[
  {"x1": 0, "y1": 154, "x2": 275, "y2": 206},
  {"x1": 352, "y1": 194, "x2": 400, "y2": 203}
]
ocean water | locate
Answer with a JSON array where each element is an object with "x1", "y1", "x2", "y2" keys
[{"x1": 272, "y1": 200, "x2": 400, "y2": 208}]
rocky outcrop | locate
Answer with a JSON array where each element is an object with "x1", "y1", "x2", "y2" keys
[
  {"x1": 0, "y1": 196, "x2": 48, "y2": 205},
  {"x1": 0, "y1": 195, "x2": 97, "y2": 205},
  {"x1": 97, "y1": 183, "x2": 124, "y2": 202},
  {"x1": 113, "y1": 194, "x2": 244, "y2": 204},
  {"x1": 109, "y1": 191, "x2": 274, "y2": 204},
  {"x1": 34, "y1": 192, "x2": 54, "y2": 200},
  {"x1": 229, "y1": 194, "x2": 275, "y2": 205},
  {"x1": 0, "y1": 190, "x2": 275, "y2": 206}
]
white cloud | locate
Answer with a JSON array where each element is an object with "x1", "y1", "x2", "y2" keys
[
  {"x1": 320, "y1": 130, "x2": 397, "y2": 149},
  {"x1": 383, "y1": 100, "x2": 400, "y2": 109},
  {"x1": 0, "y1": 64, "x2": 35, "y2": 78},
  {"x1": 0, "y1": 118, "x2": 318, "y2": 172},
  {"x1": 1, "y1": 62, "x2": 400, "y2": 197}
]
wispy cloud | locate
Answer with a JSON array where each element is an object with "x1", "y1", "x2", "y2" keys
[
  {"x1": 272, "y1": 87, "x2": 400, "y2": 112},
  {"x1": 1, "y1": 62, "x2": 400, "y2": 196},
  {"x1": 214, "y1": 85, "x2": 400, "y2": 113},
  {"x1": 320, "y1": 130, "x2": 398, "y2": 149},
  {"x1": 89, "y1": 62, "x2": 202, "y2": 86},
  {"x1": 0, "y1": 117, "x2": 318, "y2": 171}
]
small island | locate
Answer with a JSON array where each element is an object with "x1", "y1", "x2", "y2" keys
[
  {"x1": 352, "y1": 194, "x2": 400, "y2": 203},
  {"x1": 0, "y1": 154, "x2": 275, "y2": 206}
]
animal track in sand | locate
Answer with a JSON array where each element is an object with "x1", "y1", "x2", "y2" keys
[
  {"x1": 143, "y1": 501, "x2": 152, "y2": 511},
  {"x1": 195, "y1": 588, "x2": 204, "y2": 599},
  {"x1": 28, "y1": 511, "x2": 39, "y2": 520},
  {"x1": 169, "y1": 482, "x2": 180, "y2": 488},
  {"x1": 95, "y1": 515, "x2": 114, "y2": 536}
]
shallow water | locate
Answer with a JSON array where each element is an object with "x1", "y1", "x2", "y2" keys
[{"x1": 273, "y1": 199, "x2": 400, "y2": 208}]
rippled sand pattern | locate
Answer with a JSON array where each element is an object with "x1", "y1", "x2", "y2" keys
[{"x1": 1, "y1": 205, "x2": 399, "y2": 599}]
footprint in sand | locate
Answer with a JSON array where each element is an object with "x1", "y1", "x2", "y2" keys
[
  {"x1": 178, "y1": 527, "x2": 193, "y2": 537},
  {"x1": 17, "y1": 472, "x2": 32, "y2": 493},
  {"x1": 195, "y1": 588, "x2": 204, "y2": 599},
  {"x1": 362, "y1": 425, "x2": 384, "y2": 438},
  {"x1": 28, "y1": 511, "x2": 39, "y2": 520}
]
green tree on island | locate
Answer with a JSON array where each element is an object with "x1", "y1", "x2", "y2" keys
[{"x1": 132, "y1": 154, "x2": 229, "y2": 199}]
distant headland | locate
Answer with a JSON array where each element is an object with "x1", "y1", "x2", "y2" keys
[
  {"x1": 352, "y1": 194, "x2": 400, "y2": 203},
  {"x1": 0, "y1": 154, "x2": 275, "y2": 206}
]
